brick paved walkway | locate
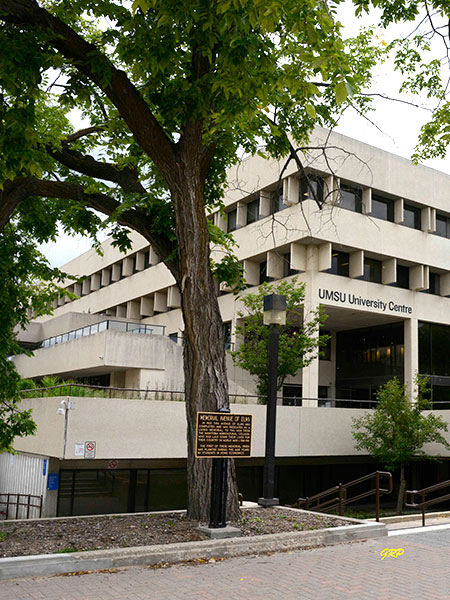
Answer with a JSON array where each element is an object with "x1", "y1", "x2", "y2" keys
[{"x1": 3, "y1": 528, "x2": 450, "y2": 600}]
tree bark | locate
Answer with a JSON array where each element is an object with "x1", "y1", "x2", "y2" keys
[
  {"x1": 170, "y1": 147, "x2": 240, "y2": 522},
  {"x1": 396, "y1": 465, "x2": 406, "y2": 515}
]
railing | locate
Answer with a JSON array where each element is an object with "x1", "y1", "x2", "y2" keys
[
  {"x1": 405, "y1": 479, "x2": 450, "y2": 526},
  {"x1": 0, "y1": 493, "x2": 43, "y2": 520},
  {"x1": 293, "y1": 471, "x2": 393, "y2": 522},
  {"x1": 20, "y1": 385, "x2": 448, "y2": 409},
  {"x1": 39, "y1": 319, "x2": 165, "y2": 350}
]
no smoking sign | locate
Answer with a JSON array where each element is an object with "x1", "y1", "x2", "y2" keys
[{"x1": 84, "y1": 441, "x2": 96, "y2": 459}]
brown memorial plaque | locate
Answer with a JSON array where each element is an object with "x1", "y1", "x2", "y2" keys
[{"x1": 195, "y1": 412, "x2": 252, "y2": 458}]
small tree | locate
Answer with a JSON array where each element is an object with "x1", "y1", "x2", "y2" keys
[
  {"x1": 231, "y1": 278, "x2": 328, "y2": 403},
  {"x1": 352, "y1": 377, "x2": 450, "y2": 514}
]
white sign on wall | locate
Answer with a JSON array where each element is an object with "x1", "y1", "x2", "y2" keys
[{"x1": 74, "y1": 443, "x2": 85, "y2": 457}]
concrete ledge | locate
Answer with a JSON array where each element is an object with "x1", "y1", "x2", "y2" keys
[{"x1": 0, "y1": 518, "x2": 386, "y2": 580}]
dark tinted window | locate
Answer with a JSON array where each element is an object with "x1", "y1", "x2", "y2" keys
[
  {"x1": 329, "y1": 251, "x2": 349, "y2": 277},
  {"x1": 320, "y1": 330, "x2": 331, "y2": 361},
  {"x1": 282, "y1": 252, "x2": 299, "y2": 277},
  {"x1": 422, "y1": 272, "x2": 440, "y2": 295},
  {"x1": 362, "y1": 258, "x2": 382, "y2": 283},
  {"x1": 246, "y1": 199, "x2": 259, "y2": 224},
  {"x1": 227, "y1": 209, "x2": 237, "y2": 232},
  {"x1": 283, "y1": 385, "x2": 302, "y2": 406},
  {"x1": 372, "y1": 195, "x2": 394, "y2": 222},
  {"x1": 300, "y1": 175, "x2": 323, "y2": 204},
  {"x1": 403, "y1": 204, "x2": 421, "y2": 229},
  {"x1": 223, "y1": 322, "x2": 232, "y2": 350},
  {"x1": 419, "y1": 321, "x2": 450, "y2": 376},
  {"x1": 436, "y1": 214, "x2": 449, "y2": 238},
  {"x1": 270, "y1": 189, "x2": 284, "y2": 214},
  {"x1": 259, "y1": 261, "x2": 273, "y2": 284},
  {"x1": 395, "y1": 265, "x2": 410, "y2": 289},
  {"x1": 338, "y1": 185, "x2": 362, "y2": 213}
]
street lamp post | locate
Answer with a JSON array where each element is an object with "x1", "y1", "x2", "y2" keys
[
  {"x1": 258, "y1": 293, "x2": 286, "y2": 508},
  {"x1": 56, "y1": 399, "x2": 75, "y2": 459}
]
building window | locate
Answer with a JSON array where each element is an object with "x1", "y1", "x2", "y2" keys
[
  {"x1": 144, "y1": 249, "x2": 151, "y2": 269},
  {"x1": 227, "y1": 208, "x2": 237, "y2": 232},
  {"x1": 403, "y1": 204, "x2": 421, "y2": 230},
  {"x1": 259, "y1": 261, "x2": 273, "y2": 284},
  {"x1": 338, "y1": 185, "x2": 362, "y2": 213},
  {"x1": 419, "y1": 322, "x2": 450, "y2": 376},
  {"x1": 436, "y1": 214, "x2": 450, "y2": 238},
  {"x1": 169, "y1": 333, "x2": 178, "y2": 343},
  {"x1": 320, "y1": 330, "x2": 331, "y2": 361},
  {"x1": 300, "y1": 175, "x2": 323, "y2": 204},
  {"x1": 395, "y1": 265, "x2": 410, "y2": 289},
  {"x1": 246, "y1": 198, "x2": 260, "y2": 225},
  {"x1": 329, "y1": 251, "x2": 350, "y2": 277},
  {"x1": 362, "y1": 258, "x2": 382, "y2": 284},
  {"x1": 270, "y1": 189, "x2": 284, "y2": 214},
  {"x1": 282, "y1": 252, "x2": 299, "y2": 278},
  {"x1": 283, "y1": 385, "x2": 302, "y2": 406},
  {"x1": 223, "y1": 322, "x2": 232, "y2": 350},
  {"x1": 371, "y1": 195, "x2": 394, "y2": 222},
  {"x1": 422, "y1": 272, "x2": 440, "y2": 295}
]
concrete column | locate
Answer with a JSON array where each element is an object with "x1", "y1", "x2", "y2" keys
[
  {"x1": 236, "y1": 201, "x2": 247, "y2": 227},
  {"x1": 122, "y1": 256, "x2": 134, "y2": 277},
  {"x1": 318, "y1": 242, "x2": 332, "y2": 272},
  {"x1": 266, "y1": 251, "x2": 284, "y2": 279},
  {"x1": 283, "y1": 176, "x2": 299, "y2": 205},
  {"x1": 290, "y1": 242, "x2": 307, "y2": 272},
  {"x1": 394, "y1": 198, "x2": 404, "y2": 224},
  {"x1": 362, "y1": 188, "x2": 372, "y2": 214},
  {"x1": 135, "y1": 251, "x2": 145, "y2": 271},
  {"x1": 243, "y1": 259, "x2": 260, "y2": 286},
  {"x1": 302, "y1": 287, "x2": 319, "y2": 407},
  {"x1": 404, "y1": 317, "x2": 419, "y2": 401},
  {"x1": 349, "y1": 250, "x2": 364, "y2": 279},
  {"x1": 259, "y1": 190, "x2": 271, "y2": 217}
]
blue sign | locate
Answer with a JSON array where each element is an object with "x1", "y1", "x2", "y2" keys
[
  {"x1": 43, "y1": 459, "x2": 47, "y2": 476},
  {"x1": 47, "y1": 473, "x2": 59, "y2": 491}
]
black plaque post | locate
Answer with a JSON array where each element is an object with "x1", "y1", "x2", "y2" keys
[{"x1": 209, "y1": 407, "x2": 230, "y2": 528}]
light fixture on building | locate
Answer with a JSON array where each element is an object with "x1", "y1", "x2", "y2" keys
[{"x1": 56, "y1": 400, "x2": 75, "y2": 459}]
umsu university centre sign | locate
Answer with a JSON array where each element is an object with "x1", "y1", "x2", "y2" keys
[{"x1": 318, "y1": 288, "x2": 413, "y2": 315}]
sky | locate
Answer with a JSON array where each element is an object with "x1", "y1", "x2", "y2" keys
[{"x1": 39, "y1": 2, "x2": 450, "y2": 267}]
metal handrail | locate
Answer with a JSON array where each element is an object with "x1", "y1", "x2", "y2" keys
[
  {"x1": 293, "y1": 471, "x2": 393, "y2": 522},
  {"x1": 0, "y1": 493, "x2": 43, "y2": 520},
  {"x1": 405, "y1": 479, "x2": 450, "y2": 526}
]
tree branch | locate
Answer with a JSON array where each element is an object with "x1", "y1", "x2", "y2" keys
[
  {"x1": 0, "y1": 0, "x2": 177, "y2": 183},
  {"x1": 0, "y1": 176, "x2": 179, "y2": 277},
  {"x1": 47, "y1": 145, "x2": 147, "y2": 194}
]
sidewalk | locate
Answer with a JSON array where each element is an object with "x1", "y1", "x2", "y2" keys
[{"x1": 2, "y1": 526, "x2": 450, "y2": 599}]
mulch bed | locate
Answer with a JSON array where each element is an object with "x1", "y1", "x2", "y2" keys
[{"x1": 0, "y1": 508, "x2": 349, "y2": 558}]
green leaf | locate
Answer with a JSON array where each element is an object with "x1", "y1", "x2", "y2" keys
[
  {"x1": 305, "y1": 103, "x2": 317, "y2": 119},
  {"x1": 334, "y1": 81, "x2": 348, "y2": 105}
]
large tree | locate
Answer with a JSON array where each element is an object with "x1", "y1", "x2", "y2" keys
[{"x1": 0, "y1": 0, "x2": 379, "y2": 519}]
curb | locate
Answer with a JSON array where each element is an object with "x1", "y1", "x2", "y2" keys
[
  {"x1": 0, "y1": 520, "x2": 386, "y2": 580},
  {"x1": 375, "y1": 510, "x2": 450, "y2": 524}
]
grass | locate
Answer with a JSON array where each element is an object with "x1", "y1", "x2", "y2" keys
[
  {"x1": 56, "y1": 547, "x2": 80, "y2": 553},
  {"x1": 0, "y1": 531, "x2": 9, "y2": 542}
]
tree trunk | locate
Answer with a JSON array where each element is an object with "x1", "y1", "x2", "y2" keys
[
  {"x1": 396, "y1": 465, "x2": 406, "y2": 515},
  {"x1": 170, "y1": 147, "x2": 240, "y2": 522}
]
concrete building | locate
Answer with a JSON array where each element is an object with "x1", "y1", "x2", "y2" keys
[{"x1": 3, "y1": 127, "x2": 450, "y2": 518}]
